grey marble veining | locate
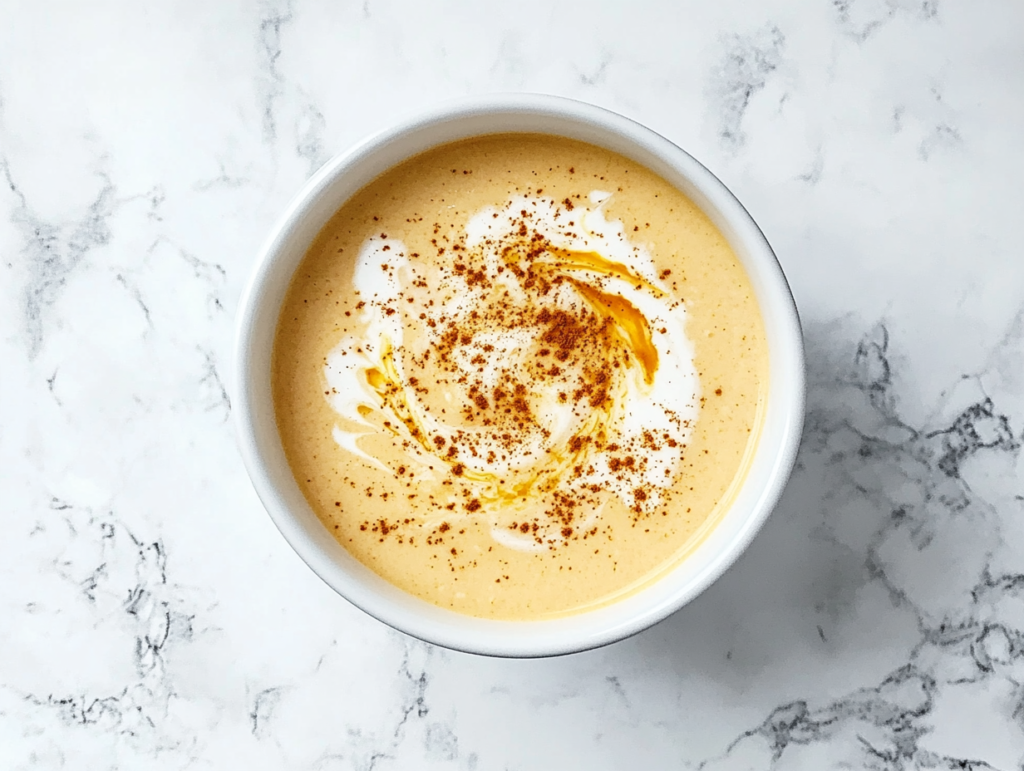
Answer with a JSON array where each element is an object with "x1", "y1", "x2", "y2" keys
[{"x1": 2, "y1": 1, "x2": 1023, "y2": 768}]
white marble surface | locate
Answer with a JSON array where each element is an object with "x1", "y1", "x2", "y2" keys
[{"x1": 2, "y1": 0, "x2": 1023, "y2": 768}]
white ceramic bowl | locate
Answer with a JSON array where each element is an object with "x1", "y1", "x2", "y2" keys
[{"x1": 234, "y1": 94, "x2": 804, "y2": 658}]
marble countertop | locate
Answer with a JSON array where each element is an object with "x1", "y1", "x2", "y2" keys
[{"x1": 3, "y1": 1, "x2": 1023, "y2": 768}]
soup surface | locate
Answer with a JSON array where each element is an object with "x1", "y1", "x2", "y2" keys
[{"x1": 273, "y1": 133, "x2": 768, "y2": 619}]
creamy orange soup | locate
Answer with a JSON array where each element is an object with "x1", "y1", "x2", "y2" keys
[{"x1": 273, "y1": 134, "x2": 768, "y2": 619}]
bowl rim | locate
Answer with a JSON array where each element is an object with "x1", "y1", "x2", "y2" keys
[{"x1": 234, "y1": 93, "x2": 805, "y2": 658}]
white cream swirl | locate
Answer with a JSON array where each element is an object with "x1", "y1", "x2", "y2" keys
[{"x1": 324, "y1": 192, "x2": 700, "y2": 549}]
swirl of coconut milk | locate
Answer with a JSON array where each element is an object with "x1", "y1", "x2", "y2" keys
[{"x1": 324, "y1": 192, "x2": 700, "y2": 550}]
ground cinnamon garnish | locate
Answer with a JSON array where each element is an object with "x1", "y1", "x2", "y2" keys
[{"x1": 345, "y1": 186, "x2": 686, "y2": 553}]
